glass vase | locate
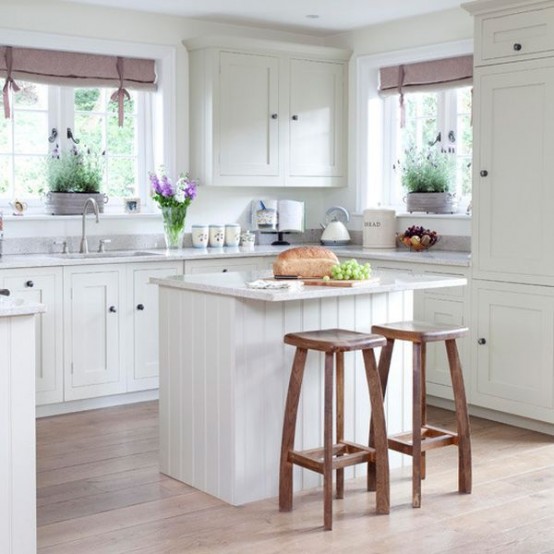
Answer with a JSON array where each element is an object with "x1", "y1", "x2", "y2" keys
[{"x1": 161, "y1": 204, "x2": 187, "y2": 249}]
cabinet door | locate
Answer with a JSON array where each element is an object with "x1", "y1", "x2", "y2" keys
[
  {"x1": 2, "y1": 268, "x2": 63, "y2": 405},
  {"x1": 64, "y1": 267, "x2": 125, "y2": 401},
  {"x1": 288, "y1": 59, "x2": 345, "y2": 180},
  {"x1": 472, "y1": 280, "x2": 554, "y2": 423},
  {"x1": 218, "y1": 51, "x2": 280, "y2": 179},
  {"x1": 127, "y1": 262, "x2": 183, "y2": 392},
  {"x1": 473, "y1": 60, "x2": 554, "y2": 283}
]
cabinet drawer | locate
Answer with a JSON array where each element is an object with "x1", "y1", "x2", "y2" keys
[{"x1": 480, "y1": 7, "x2": 554, "y2": 63}]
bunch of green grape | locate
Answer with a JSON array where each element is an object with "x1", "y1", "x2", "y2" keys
[{"x1": 329, "y1": 259, "x2": 372, "y2": 280}]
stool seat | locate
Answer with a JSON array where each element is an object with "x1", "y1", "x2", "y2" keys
[
  {"x1": 284, "y1": 329, "x2": 387, "y2": 352},
  {"x1": 369, "y1": 320, "x2": 471, "y2": 508},
  {"x1": 280, "y1": 328, "x2": 390, "y2": 530},
  {"x1": 371, "y1": 321, "x2": 468, "y2": 343}
]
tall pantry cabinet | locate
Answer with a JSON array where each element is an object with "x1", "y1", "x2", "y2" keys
[{"x1": 464, "y1": 0, "x2": 554, "y2": 424}]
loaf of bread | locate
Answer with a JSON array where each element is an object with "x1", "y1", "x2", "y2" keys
[{"x1": 273, "y1": 246, "x2": 339, "y2": 278}]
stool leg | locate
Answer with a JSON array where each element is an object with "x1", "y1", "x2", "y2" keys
[
  {"x1": 323, "y1": 351, "x2": 334, "y2": 530},
  {"x1": 368, "y1": 338, "x2": 394, "y2": 492},
  {"x1": 412, "y1": 342, "x2": 423, "y2": 508},
  {"x1": 445, "y1": 339, "x2": 472, "y2": 495},
  {"x1": 336, "y1": 351, "x2": 345, "y2": 500},
  {"x1": 421, "y1": 342, "x2": 427, "y2": 481},
  {"x1": 363, "y1": 348, "x2": 390, "y2": 515},
  {"x1": 279, "y1": 347, "x2": 308, "y2": 512}
]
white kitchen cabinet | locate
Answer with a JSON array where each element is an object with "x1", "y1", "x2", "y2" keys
[
  {"x1": 185, "y1": 256, "x2": 271, "y2": 274},
  {"x1": 340, "y1": 257, "x2": 471, "y2": 402},
  {"x1": 63, "y1": 265, "x2": 126, "y2": 401},
  {"x1": 126, "y1": 261, "x2": 183, "y2": 392},
  {"x1": 472, "y1": 59, "x2": 554, "y2": 285},
  {"x1": 1, "y1": 267, "x2": 63, "y2": 405},
  {"x1": 186, "y1": 37, "x2": 350, "y2": 188},
  {"x1": 464, "y1": 0, "x2": 554, "y2": 427},
  {"x1": 472, "y1": 280, "x2": 554, "y2": 423}
]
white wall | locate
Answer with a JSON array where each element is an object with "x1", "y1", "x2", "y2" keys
[{"x1": 0, "y1": 2, "x2": 474, "y2": 242}]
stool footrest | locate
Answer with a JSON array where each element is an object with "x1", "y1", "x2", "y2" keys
[
  {"x1": 289, "y1": 441, "x2": 375, "y2": 474},
  {"x1": 388, "y1": 425, "x2": 458, "y2": 455}
]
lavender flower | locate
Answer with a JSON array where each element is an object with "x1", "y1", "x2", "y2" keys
[{"x1": 149, "y1": 168, "x2": 198, "y2": 209}]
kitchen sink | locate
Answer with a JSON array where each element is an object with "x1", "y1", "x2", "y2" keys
[{"x1": 51, "y1": 251, "x2": 164, "y2": 259}]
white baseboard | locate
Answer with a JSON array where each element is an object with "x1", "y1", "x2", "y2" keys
[
  {"x1": 36, "y1": 389, "x2": 159, "y2": 418},
  {"x1": 428, "y1": 395, "x2": 554, "y2": 437}
]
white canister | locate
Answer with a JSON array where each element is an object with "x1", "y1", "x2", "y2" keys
[
  {"x1": 191, "y1": 224, "x2": 209, "y2": 248},
  {"x1": 209, "y1": 224, "x2": 225, "y2": 247},
  {"x1": 363, "y1": 209, "x2": 397, "y2": 248},
  {"x1": 225, "y1": 224, "x2": 241, "y2": 247}
]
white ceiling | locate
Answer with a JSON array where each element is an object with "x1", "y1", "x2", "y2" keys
[{"x1": 63, "y1": 0, "x2": 463, "y2": 36}]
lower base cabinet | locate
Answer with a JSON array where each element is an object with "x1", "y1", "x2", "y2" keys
[
  {"x1": 127, "y1": 262, "x2": 183, "y2": 392},
  {"x1": 1, "y1": 268, "x2": 63, "y2": 405},
  {"x1": 184, "y1": 256, "x2": 272, "y2": 274},
  {"x1": 63, "y1": 265, "x2": 126, "y2": 401},
  {"x1": 472, "y1": 279, "x2": 554, "y2": 424}
]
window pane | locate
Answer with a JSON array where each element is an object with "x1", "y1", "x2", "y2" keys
[
  {"x1": 0, "y1": 156, "x2": 11, "y2": 195},
  {"x1": 14, "y1": 82, "x2": 48, "y2": 110},
  {"x1": 107, "y1": 157, "x2": 135, "y2": 197},
  {"x1": 74, "y1": 87, "x2": 139, "y2": 200},
  {"x1": 0, "y1": 116, "x2": 12, "y2": 153},
  {"x1": 107, "y1": 114, "x2": 135, "y2": 156},
  {"x1": 14, "y1": 155, "x2": 46, "y2": 197},
  {"x1": 14, "y1": 111, "x2": 49, "y2": 154}
]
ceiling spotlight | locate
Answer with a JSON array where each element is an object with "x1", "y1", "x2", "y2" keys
[{"x1": 305, "y1": 14, "x2": 320, "y2": 19}]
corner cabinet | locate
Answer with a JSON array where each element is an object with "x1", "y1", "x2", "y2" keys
[
  {"x1": 126, "y1": 261, "x2": 183, "y2": 392},
  {"x1": 185, "y1": 37, "x2": 350, "y2": 187}
]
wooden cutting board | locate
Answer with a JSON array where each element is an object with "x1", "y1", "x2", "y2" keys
[{"x1": 301, "y1": 277, "x2": 380, "y2": 287}]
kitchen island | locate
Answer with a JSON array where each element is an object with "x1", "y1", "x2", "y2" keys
[{"x1": 151, "y1": 269, "x2": 467, "y2": 506}]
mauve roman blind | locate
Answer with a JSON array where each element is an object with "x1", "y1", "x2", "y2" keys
[
  {"x1": 379, "y1": 54, "x2": 473, "y2": 125},
  {"x1": 0, "y1": 45, "x2": 157, "y2": 124}
]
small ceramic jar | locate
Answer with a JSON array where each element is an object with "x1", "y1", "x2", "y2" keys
[
  {"x1": 209, "y1": 224, "x2": 225, "y2": 248},
  {"x1": 240, "y1": 230, "x2": 256, "y2": 247},
  {"x1": 191, "y1": 224, "x2": 209, "y2": 248},
  {"x1": 225, "y1": 224, "x2": 241, "y2": 247}
]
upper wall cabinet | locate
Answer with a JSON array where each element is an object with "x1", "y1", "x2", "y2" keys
[{"x1": 185, "y1": 37, "x2": 350, "y2": 187}]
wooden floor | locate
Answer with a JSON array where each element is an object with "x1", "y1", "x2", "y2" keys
[{"x1": 37, "y1": 402, "x2": 554, "y2": 554}]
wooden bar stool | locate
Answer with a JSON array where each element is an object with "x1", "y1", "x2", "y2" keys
[
  {"x1": 279, "y1": 328, "x2": 390, "y2": 531},
  {"x1": 368, "y1": 321, "x2": 471, "y2": 508}
]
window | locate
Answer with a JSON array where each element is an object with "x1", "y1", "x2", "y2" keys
[
  {"x1": 0, "y1": 82, "x2": 149, "y2": 207},
  {"x1": 385, "y1": 86, "x2": 472, "y2": 208}
]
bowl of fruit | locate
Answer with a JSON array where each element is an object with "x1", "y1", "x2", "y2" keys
[{"x1": 397, "y1": 226, "x2": 439, "y2": 252}]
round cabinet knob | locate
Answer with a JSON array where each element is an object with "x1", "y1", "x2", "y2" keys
[
  {"x1": 477, "y1": 338, "x2": 487, "y2": 345},
  {"x1": 480, "y1": 170, "x2": 488, "y2": 177},
  {"x1": 271, "y1": 113, "x2": 278, "y2": 120},
  {"x1": 25, "y1": 280, "x2": 34, "y2": 288},
  {"x1": 136, "y1": 304, "x2": 145, "y2": 311},
  {"x1": 291, "y1": 115, "x2": 299, "y2": 121},
  {"x1": 222, "y1": 269, "x2": 228, "y2": 273},
  {"x1": 109, "y1": 306, "x2": 117, "y2": 313},
  {"x1": 513, "y1": 43, "x2": 522, "y2": 51}
]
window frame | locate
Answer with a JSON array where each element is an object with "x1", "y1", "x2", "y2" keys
[
  {"x1": 356, "y1": 39, "x2": 473, "y2": 214},
  {"x1": 384, "y1": 86, "x2": 473, "y2": 208},
  {"x1": 0, "y1": 27, "x2": 176, "y2": 215}
]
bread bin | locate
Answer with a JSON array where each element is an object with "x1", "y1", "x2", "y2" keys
[{"x1": 363, "y1": 208, "x2": 396, "y2": 248}]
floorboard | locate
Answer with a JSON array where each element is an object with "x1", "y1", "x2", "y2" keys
[{"x1": 37, "y1": 401, "x2": 554, "y2": 553}]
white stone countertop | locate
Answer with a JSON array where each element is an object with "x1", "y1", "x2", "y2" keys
[
  {"x1": 0, "y1": 244, "x2": 470, "y2": 269},
  {"x1": 0, "y1": 297, "x2": 46, "y2": 317},
  {"x1": 150, "y1": 269, "x2": 467, "y2": 302}
]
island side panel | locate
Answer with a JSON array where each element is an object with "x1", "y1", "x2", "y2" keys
[
  {"x1": 0, "y1": 315, "x2": 37, "y2": 554},
  {"x1": 158, "y1": 286, "x2": 415, "y2": 506}
]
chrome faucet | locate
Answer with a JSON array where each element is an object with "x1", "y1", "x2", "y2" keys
[{"x1": 80, "y1": 197, "x2": 100, "y2": 253}]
